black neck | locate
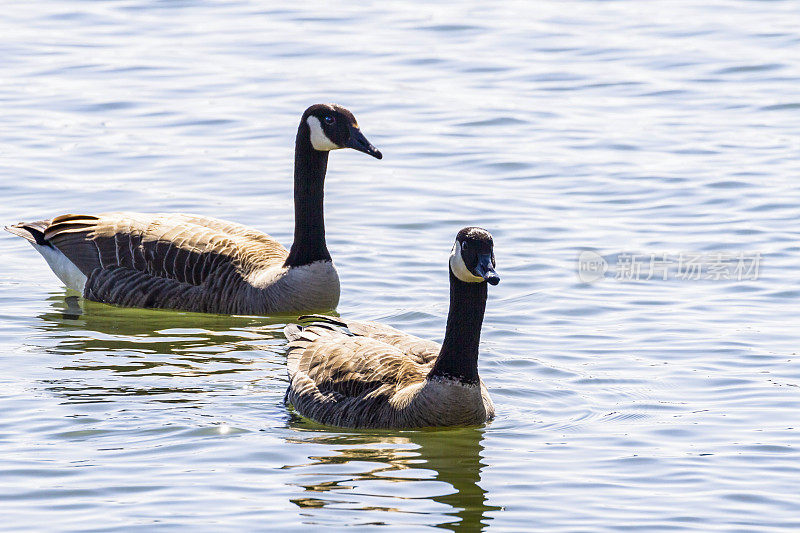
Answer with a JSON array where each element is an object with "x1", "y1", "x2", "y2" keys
[
  {"x1": 429, "y1": 271, "x2": 488, "y2": 384},
  {"x1": 284, "y1": 124, "x2": 332, "y2": 267}
]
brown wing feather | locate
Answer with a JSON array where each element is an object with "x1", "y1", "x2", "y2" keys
[
  {"x1": 286, "y1": 323, "x2": 426, "y2": 391},
  {"x1": 10, "y1": 212, "x2": 290, "y2": 313},
  {"x1": 284, "y1": 319, "x2": 433, "y2": 426},
  {"x1": 298, "y1": 314, "x2": 442, "y2": 364},
  {"x1": 40, "y1": 212, "x2": 288, "y2": 283},
  {"x1": 84, "y1": 266, "x2": 235, "y2": 313}
]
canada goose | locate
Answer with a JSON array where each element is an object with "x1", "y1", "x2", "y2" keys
[
  {"x1": 5, "y1": 104, "x2": 382, "y2": 315},
  {"x1": 284, "y1": 227, "x2": 500, "y2": 429}
]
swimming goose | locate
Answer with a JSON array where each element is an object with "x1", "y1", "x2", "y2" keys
[
  {"x1": 5, "y1": 104, "x2": 382, "y2": 315},
  {"x1": 284, "y1": 227, "x2": 500, "y2": 429}
]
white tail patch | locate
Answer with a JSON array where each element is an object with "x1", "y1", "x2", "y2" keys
[
  {"x1": 306, "y1": 116, "x2": 339, "y2": 151},
  {"x1": 34, "y1": 244, "x2": 87, "y2": 292}
]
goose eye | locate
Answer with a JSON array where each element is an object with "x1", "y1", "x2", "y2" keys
[{"x1": 323, "y1": 115, "x2": 335, "y2": 125}]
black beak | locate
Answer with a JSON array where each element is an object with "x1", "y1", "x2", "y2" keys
[
  {"x1": 473, "y1": 254, "x2": 500, "y2": 286},
  {"x1": 345, "y1": 126, "x2": 382, "y2": 159}
]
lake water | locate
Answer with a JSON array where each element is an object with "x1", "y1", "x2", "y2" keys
[{"x1": 1, "y1": 1, "x2": 800, "y2": 531}]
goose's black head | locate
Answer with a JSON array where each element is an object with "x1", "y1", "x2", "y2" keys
[
  {"x1": 300, "y1": 104, "x2": 382, "y2": 159},
  {"x1": 449, "y1": 227, "x2": 500, "y2": 286}
]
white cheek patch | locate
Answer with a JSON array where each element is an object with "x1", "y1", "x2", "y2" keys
[
  {"x1": 449, "y1": 241, "x2": 485, "y2": 283},
  {"x1": 306, "y1": 116, "x2": 340, "y2": 151}
]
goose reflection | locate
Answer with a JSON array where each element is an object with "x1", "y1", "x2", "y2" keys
[
  {"x1": 37, "y1": 292, "x2": 289, "y2": 338},
  {"x1": 33, "y1": 292, "x2": 287, "y2": 404},
  {"x1": 284, "y1": 423, "x2": 498, "y2": 531}
]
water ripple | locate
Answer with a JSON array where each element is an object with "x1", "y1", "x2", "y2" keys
[{"x1": 1, "y1": 0, "x2": 800, "y2": 531}]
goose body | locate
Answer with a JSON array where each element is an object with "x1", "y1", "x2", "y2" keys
[
  {"x1": 284, "y1": 227, "x2": 500, "y2": 429},
  {"x1": 5, "y1": 104, "x2": 381, "y2": 315}
]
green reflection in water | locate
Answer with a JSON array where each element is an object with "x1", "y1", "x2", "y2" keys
[
  {"x1": 285, "y1": 424, "x2": 500, "y2": 531},
  {"x1": 32, "y1": 292, "x2": 288, "y2": 404},
  {"x1": 37, "y1": 293, "x2": 291, "y2": 338}
]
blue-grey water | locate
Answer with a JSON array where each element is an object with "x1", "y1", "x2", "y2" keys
[{"x1": 2, "y1": 1, "x2": 800, "y2": 531}]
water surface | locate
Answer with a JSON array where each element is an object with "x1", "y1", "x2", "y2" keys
[{"x1": 1, "y1": 1, "x2": 800, "y2": 531}]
